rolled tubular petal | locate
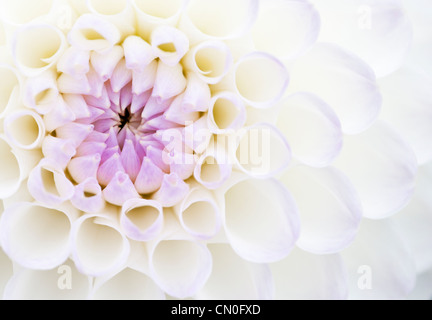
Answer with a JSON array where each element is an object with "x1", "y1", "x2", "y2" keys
[
  {"x1": 3, "y1": 259, "x2": 92, "y2": 300},
  {"x1": 252, "y1": 0, "x2": 320, "y2": 59},
  {"x1": 280, "y1": 166, "x2": 362, "y2": 254},
  {"x1": 151, "y1": 25, "x2": 189, "y2": 67},
  {"x1": 42, "y1": 136, "x2": 76, "y2": 170},
  {"x1": 121, "y1": 198, "x2": 164, "y2": 241},
  {"x1": 334, "y1": 120, "x2": 417, "y2": 219},
  {"x1": 71, "y1": 211, "x2": 131, "y2": 277},
  {"x1": 0, "y1": 137, "x2": 41, "y2": 198},
  {"x1": 270, "y1": 248, "x2": 348, "y2": 300},
  {"x1": 91, "y1": 267, "x2": 165, "y2": 300},
  {"x1": 71, "y1": 178, "x2": 105, "y2": 213},
  {"x1": 152, "y1": 173, "x2": 190, "y2": 207},
  {"x1": 289, "y1": 43, "x2": 382, "y2": 134},
  {"x1": 85, "y1": 0, "x2": 135, "y2": 38},
  {"x1": 12, "y1": 23, "x2": 66, "y2": 77},
  {"x1": 196, "y1": 244, "x2": 274, "y2": 300},
  {"x1": 0, "y1": 0, "x2": 55, "y2": 26},
  {"x1": 0, "y1": 202, "x2": 78, "y2": 270},
  {"x1": 207, "y1": 91, "x2": 246, "y2": 134},
  {"x1": 68, "y1": 14, "x2": 121, "y2": 53},
  {"x1": 23, "y1": 70, "x2": 59, "y2": 114},
  {"x1": 220, "y1": 174, "x2": 300, "y2": 263},
  {"x1": 233, "y1": 123, "x2": 291, "y2": 179},
  {"x1": 56, "y1": 47, "x2": 90, "y2": 76},
  {"x1": 183, "y1": 40, "x2": 233, "y2": 84},
  {"x1": 217, "y1": 52, "x2": 289, "y2": 109},
  {"x1": 275, "y1": 92, "x2": 343, "y2": 168},
  {"x1": 174, "y1": 185, "x2": 222, "y2": 240},
  {"x1": 4, "y1": 110, "x2": 45, "y2": 150},
  {"x1": 27, "y1": 159, "x2": 75, "y2": 207},
  {"x1": 179, "y1": 0, "x2": 259, "y2": 44},
  {"x1": 0, "y1": 65, "x2": 21, "y2": 119},
  {"x1": 123, "y1": 36, "x2": 154, "y2": 72},
  {"x1": 147, "y1": 216, "x2": 212, "y2": 298},
  {"x1": 132, "y1": 0, "x2": 188, "y2": 41},
  {"x1": 91, "y1": 45, "x2": 124, "y2": 81}
]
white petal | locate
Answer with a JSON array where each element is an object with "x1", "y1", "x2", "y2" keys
[
  {"x1": 147, "y1": 215, "x2": 212, "y2": 298},
  {"x1": 56, "y1": 47, "x2": 90, "y2": 76},
  {"x1": 233, "y1": 123, "x2": 291, "y2": 179},
  {"x1": 3, "y1": 259, "x2": 91, "y2": 300},
  {"x1": 63, "y1": 94, "x2": 91, "y2": 119},
  {"x1": 152, "y1": 61, "x2": 187, "y2": 101},
  {"x1": 219, "y1": 174, "x2": 300, "y2": 263},
  {"x1": 110, "y1": 58, "x2": 132, "y2": 93},
  {"x1": 55, "y1": 122, "x2": 94, "y2": 148},
  {"x1": 4, "y1": 109, "x2": 45, "y2": 150},
  {"x1": 207, "y1": 91, "x2": 246, "y2": 134},
  {"x1": 123, "y1": 35, "x2": 154, "y2": 72},
  {"x1": 43, "y1": 96, "x2": 76, "y2": 132},
  {"x1": 121, "y1": 198, "x2": 164, "y2": 241},
  {"x1": 12, "y1": 23, "x2": 66, "y2": 77},
  {"x1": 0, "y1": 0, "x2": 55, "y2": 26},
  {"x1": 179, "y1": 0, "x2": 259, "y2": 44},
  {"x1": 0, "y1": 202, "x2": 78, "y2": 270},
  {"x1": 174, "y1": 185, "x2": 222, "y2": 240},
  {"x1": 68, "y1": 13, "x2": 121, "y2": 53},
  {"x1": 91, "y1": 267, "x2": 165, "y2": 300},
  {"x1": 334, "y1": 120, "x2": 417, "y2": 219},
  {"x1": 68, "y1": 154, "x2": 101, "y2": 184},
  {"x1": 151, "y1": 25, "x2": 189, "y2": 67},
  {"x1": 252, "y1": 0, "x2": 320, "y2": 59},
  {"x1": 90, "y1": 45, "x2": 124, "y2": 81},
  {"x1": 392, "y1": 162, "x2": 432, "y2": 273},
  {"x1": 27, "y1": 159, "x2": 75, "y2": 207},
  {"x1": 183, "y1": 40, "x2": 233, "y2": 84},
  {"x1": 57, "y1": 72, "x2": 91, "y2": 95},
  {"x1": 182, "y1": 116, "x2": 212, "y2": 154},
  {"x1": 275, "y1": 92, "x2": 343, "y2": 168},
  {"x1": 270, "y1": 248, "x2": 348, "y2": 300},
  {"x1": 86, "y1": 0, "x2": 135, "y2": 37},
  {"x1": 195, "y1": 244, "x2": 273, "y2": 300},
  {"x1": 182, "y1": 72, "x2": 211, "y2": 112},
  {"x1": 288, "y1": 43, "x2": 382, "y2": 134},
  {"x1": 0, "y1": 137, "x2": 40, "y2": 198},
  {"x1": 132, "y1": 0, "x2": 188, "y2": 41},
  {"x1": 42, "y1": 136, "x2": 76, "y2": 170},
  {"x1": 342, "y1": 219, "x2": 416, "y2": 300},
  {"x1": 132, "y1": 60, "x2": 158, "y2": 95},
  {"x1": 71, "y1": 211, "x2": 130, "y2": 277},
  {"x1": 280, "y1": 166, "x2": 362, "y2": 254},
  {"x1": 23, "y1": 70, "x2": 59, "y2": 115},
  {"x1": 0, "y1": 64, "x2": 21, "y2": 119},
  {"x1": 0, "y1": 246, "x2": 13, "y2": 298},
  {"x1": 311, "y1": 0, "x2": 413, "y2": 77},
  {"x1": 380, "y1": 68, "x2": 432, "y2": 165},
  {"x1": 216, "y1": 52, "x2": 289, "y2": 109}
]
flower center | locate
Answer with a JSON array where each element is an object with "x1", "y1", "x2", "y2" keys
[{"x1": 118, "y1": 107, "x2": 132, "y2": 131}]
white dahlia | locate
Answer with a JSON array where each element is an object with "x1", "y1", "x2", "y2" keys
[{"x1": 0, "y1": 0, "x2": 431, "y2": 300}]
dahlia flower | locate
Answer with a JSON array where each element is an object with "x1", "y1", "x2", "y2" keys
[{"x1": 0, "y1": 0, "x2": 431, "y2": 300}]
